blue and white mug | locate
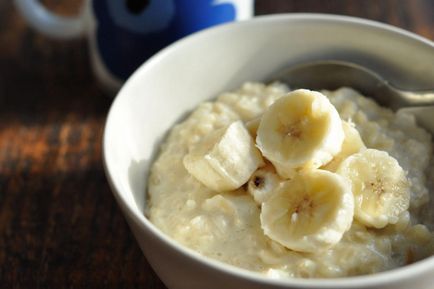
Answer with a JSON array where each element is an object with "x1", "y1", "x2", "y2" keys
[{"x1": 15, "y1": 0, "x2": 253, "y2": 93}]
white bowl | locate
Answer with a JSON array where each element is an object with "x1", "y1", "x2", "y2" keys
[{"x1": 103, "y1": 14, "x2": 434, "y2": 289}]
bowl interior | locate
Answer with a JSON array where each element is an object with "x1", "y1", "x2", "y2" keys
[{"x1": 103, "y1": 13, "x2": 434, "y2": 285}]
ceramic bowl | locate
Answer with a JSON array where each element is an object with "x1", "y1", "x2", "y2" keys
[{"x1": 103, "y1": 14, "x2": 434, "y2": 289}]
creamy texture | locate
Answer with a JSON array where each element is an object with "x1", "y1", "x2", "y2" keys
[{"x1": 147, "y1": 83, "x2": 434, "y2": 278}]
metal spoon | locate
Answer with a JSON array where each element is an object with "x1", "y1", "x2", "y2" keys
[{"x1": 269, "y1": 60, "x2": 434, "y2": 133}]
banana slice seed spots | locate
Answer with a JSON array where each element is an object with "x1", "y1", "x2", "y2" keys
[
  {"x1": 253, "y1": 176, "x2": 264, "y2": 188},
  {"x1": 294, "y1": 197, "x2": 317, "y2": 229},
  {"x1": 285, "y1": 123, "x2": 303, "y2": 139},
  {"x1": 287, "y1": 194, "x2": 323, "y2": 236},
  {"x1": 370, "y1": 179, "x2": 386, "y2": 195},
  {"x1": 293, "y1": 196, "x2": 314, "y2": 215},
  {"x1": 277, "y1": 116, "x2": 304, "y2": 141}
]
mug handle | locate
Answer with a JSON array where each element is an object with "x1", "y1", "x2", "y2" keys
[{"x1": 14, "y1": 0, "x2": 86, "y2": 39}]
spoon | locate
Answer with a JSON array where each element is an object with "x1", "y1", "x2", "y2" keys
[{"x1": 269, "y1": 60, "x2": 434, "y2": 134}]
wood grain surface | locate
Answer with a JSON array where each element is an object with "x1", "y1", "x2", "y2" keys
[{"x1": 0, "y1": 1, "x2": 433, "y2": 288}]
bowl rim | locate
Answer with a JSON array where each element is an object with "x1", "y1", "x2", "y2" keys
[{"x1": 103, "y1": 13, "x2": 434, "y2": 287}]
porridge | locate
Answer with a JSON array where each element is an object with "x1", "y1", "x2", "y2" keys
[{"x1": 147, "y1": 82, "x2": 434, "y2": 278}]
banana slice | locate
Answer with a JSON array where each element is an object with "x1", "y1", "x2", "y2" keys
[
  {"x1": 256, "y1": 89, "x2": 344, "y2": 178},
  {"x1": 323, "y1": 121, "x2": 366, "y2": 172},
  {"x1": 260, "y1": 169, "x2": 354, "y2": 253},
  {"x1": 247, "y1": 163, "x2": 283, "y2": 204},
  {"x1": 336, "y1": 149, "x2": 410, "y2": 229},
  {"x1": 244, "y1": 116, "x2": 262, "y2": 138},
  {"x1": 183, "y1": 120, "x2": 264, "y2": 192}
]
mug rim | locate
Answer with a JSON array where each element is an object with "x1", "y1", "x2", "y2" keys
[{"x1": 103, "y1": 12, "x2": 434, "y2": 288}]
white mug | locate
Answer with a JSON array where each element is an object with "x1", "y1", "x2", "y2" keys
[{"x1": 14, "y1": 0, "x2": 254, "y2": 93}]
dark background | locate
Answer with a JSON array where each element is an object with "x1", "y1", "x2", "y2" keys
[{"x1": 0, "y1": 0, "x2": 433, "y2": 288}]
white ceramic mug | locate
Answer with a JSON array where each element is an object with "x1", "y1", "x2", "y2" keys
[{"x1": 14, "y1": 0, "x2": 253, "y2": 93}]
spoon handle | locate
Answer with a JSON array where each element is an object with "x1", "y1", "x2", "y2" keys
[{"x1": 395, "y1": 89, "x2": 434, "y2": 106}]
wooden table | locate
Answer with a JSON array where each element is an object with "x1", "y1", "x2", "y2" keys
[{"x1": 1, "y1": 1, "x2": 433, "y2": 288}]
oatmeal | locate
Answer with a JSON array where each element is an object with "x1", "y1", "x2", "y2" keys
[{"x1": 147, "y1": 82, "x2": 434, "y2": 278}]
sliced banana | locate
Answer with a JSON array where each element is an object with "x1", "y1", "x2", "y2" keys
[
  {"x1": 244, "y1": 115, "x2": 262, "y2": 139},
  {"x1": 183, "y1": 120, "x2": 264, "y2": 192},
  {"x1": 247, "y1": 163, "x2": 283, "y2": 204},
  {"x1": 260, "y1": 169, "x2": 354, "y2": 253},
  {"x1": 256, "y1": 89, "x2": 344, "y2": 178},
  {"x1": 336, "y1": 149, "x2": 410, "y2": 229},
  {"x1": 323, "y1": 121, "x2": 366, "y2": 172}
]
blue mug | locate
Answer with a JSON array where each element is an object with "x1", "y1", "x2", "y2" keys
[{"x1": 14, "y1": 0, "x2": 253, "y2": 93}]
